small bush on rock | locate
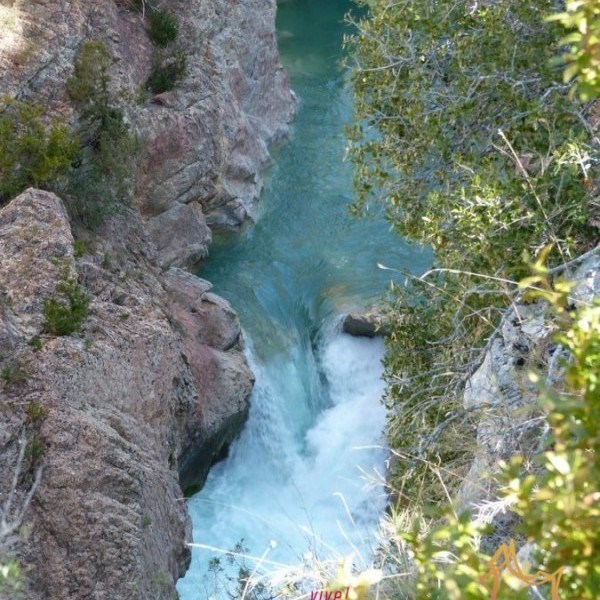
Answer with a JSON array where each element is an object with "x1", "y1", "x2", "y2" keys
[
  {"x1": 147, "y1": 49, "x2": 187, "y2": 93},
  {"x1": 25, "y1": 401, "x2": 48, "y2": 423},
  {"x1": 1, "y1": 362, "x2": 29, "y2": 386},
  {"x1": 67, "y1": 41, "x2": 112, "y2": 112},
  {"x1": 0, "y1": 97, "x2": 78, "y2": 205},
  {"x1": 43, "y1": 273, "x2": 90, "y2": 336},
  {"x1": 148, "y1": 10, "x2": 179, "y2": 46}
]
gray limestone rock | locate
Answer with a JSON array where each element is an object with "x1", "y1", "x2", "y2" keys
[
  {"x1": 146, "y1": 202, "x2": 212, "y2": 269},
  {"x1": 458, "y1": 247, "x2": 600, "y2": 514}
]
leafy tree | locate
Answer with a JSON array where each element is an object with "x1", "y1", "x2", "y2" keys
[
  {"x1": 66, "y1": 41, "x2": 112, "y2": 112},
  {"x1": 346, "y1": 0, "x2": 598, "y2": 503},
  {"x1": 347, "y1": 0, "x2": 593, "y2": 268},
  {"x1": 143, "y1": 9, "x2": 187, "y2": 94}
]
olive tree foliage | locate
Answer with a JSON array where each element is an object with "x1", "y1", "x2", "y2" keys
[
  {"x1": 345, "y1": 0, "x2": 599, "y2": 501},
  {"x1": 347, "y1": 0, "x2": 594, "y2": 267}
]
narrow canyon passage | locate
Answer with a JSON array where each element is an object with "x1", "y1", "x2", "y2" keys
[{"x1": 178, "y1": 0, "x2": 429, "y2": 596}]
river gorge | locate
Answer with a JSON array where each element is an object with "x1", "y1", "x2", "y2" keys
[
  {"x1": 178, "y1": 0, "x2": 429, "y2": 596},
  {"x1": 3, "y1": 0, "x2": 594, "y2": 598}
]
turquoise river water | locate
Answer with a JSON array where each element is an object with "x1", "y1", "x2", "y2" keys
[{"x1": 178, "y1": 1, "x2": 429, "y2": 597}]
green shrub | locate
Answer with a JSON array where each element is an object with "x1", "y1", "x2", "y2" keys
[
  {"x1": 67, "y1": 41, "x2": 112, "y2": 113},
  {"x1": 153, "y1": 570, "x2": 168, "y2": 591},
  {"x1": 507, "y1": 271, "x2": 600, "y2": 598},
  {"x1": 140, "y1": 8, "x2": 185, "y2": 95},
  {"x1": 25, "y1": 400, "x2": 48, "y2": 422},
  {"x1": 348, "y1": 0, "x2": 594, "y2": 266},
  {"x1": 102, "y1": 251, "x2": 111, "y2": 269},
  {"x1": 0, "y1": 97, "x2": 78, "y2": 205},
  {"x1": 73, "y1": 239, "x2": 88, "y2": 258},
  {"x1": 64, "y1": 111, "x2": 137, "y2": 228},
  {"x1": 1, "y1": 362, "x2": 29, "y2": 385},
  {"x1": 0, "y1": 560, "x2": 23, "y2": 597},
  {"x1": 25, "y1": 432, "x2": 45, "y2": 462},
  {"x1": 342, "y1": 0, "x2": 600, "y2": 598},
  {"x1": 147, "y1": 49, "x2": 187, "y2": 93},
  {"x1": 347, "y1": 0, "x2": 598, "y2": 505},
  {"x1": 43, "y1": 273, "x2": 90, "y2": 336},
  {"x1": 29, "y1": 336, "x2": 42, "y2": 351},
  {"x1": 148, "y1": 10, "x2": 179, "y2": 46},
  {"x1": 64, "y1": 41, "x2": 137, "y2": 228}
]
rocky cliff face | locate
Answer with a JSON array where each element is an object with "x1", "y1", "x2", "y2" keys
[
  {"x1": 0, "y1": 1, "x2": 294, "y2": 598},
  {"x1": 1, "y1": 0, "x2": 295, "y2": 267},
  {"x1": 0, "y1": 189, "x2": 254, "y2": 600}
]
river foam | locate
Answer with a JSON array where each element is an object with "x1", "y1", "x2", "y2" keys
[{"x1": 178, "y1": 326, "x2": 388, "y2": 598}]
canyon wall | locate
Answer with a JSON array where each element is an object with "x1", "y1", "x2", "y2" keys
[
  {"x1": 1, "y1": 0, "x2": 295, "y2": 264},
  {"x1": 0, "y1": 0, "x2": 294, "y2": 598}
]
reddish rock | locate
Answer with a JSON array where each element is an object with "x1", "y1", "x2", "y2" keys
[{"x1": 0, "y1": 190, "x2": 252, "y2": 600}]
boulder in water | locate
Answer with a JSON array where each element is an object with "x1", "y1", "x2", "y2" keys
[{"x1": 342, "y1": 310, "x2": 391, "y2": 337}]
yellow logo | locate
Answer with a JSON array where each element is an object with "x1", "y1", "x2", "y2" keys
[{"x1": 481, "y1": 539, "x2": 565, "y2": 600}]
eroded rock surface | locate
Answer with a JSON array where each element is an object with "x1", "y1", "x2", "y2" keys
[
  {"x1": 1, "y1": 0, "x2": 295, "y2": 265},
  {"x1": 162, "y1": 268, "x2": 254, "y2": 491},
  {"x1": 0, "y1": 190, "x2": 253, "y2": 600},
  {"x1": 0, "y1": 0, "x2": 294, "y2": 596},
  {"x1": 458, "y1": 249, "x2": 600, "y2": 521}
]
